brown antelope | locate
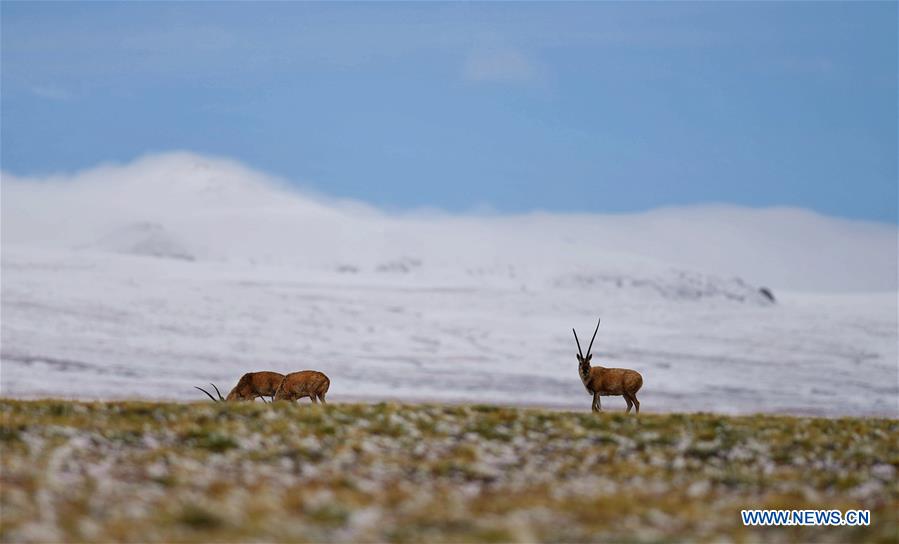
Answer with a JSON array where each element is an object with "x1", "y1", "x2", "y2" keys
[
  {"x1": 273, "y1": 370, "x2": 330, "y2": 404},
  {"x1": 195, "y1": 371, "x2": 285, "y2": 402},
  {"x1": 573, "y1": 318, "x2": 643, "y2": 414}
]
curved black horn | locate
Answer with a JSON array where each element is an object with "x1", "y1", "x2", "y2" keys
[
  {"x1": 210, "y1": 383, "x2": 225, "y2": 401},
  {"x1": 586, "y1": 317, "x2": 601, "y2": 357},
  {"x1": 572, "y1": 328, "x2": 584, "y2": 358},
  {"x1": 195, "y1": 386, "x2": 219, "y2": 402}
]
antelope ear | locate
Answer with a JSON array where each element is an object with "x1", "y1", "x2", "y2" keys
[{"x1": 586, "y1": 354, "x2": 593, "y2": 361}]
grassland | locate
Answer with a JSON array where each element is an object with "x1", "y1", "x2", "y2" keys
[{"x1": 1, "y1": 400, "x2": 896, "y2": 543}]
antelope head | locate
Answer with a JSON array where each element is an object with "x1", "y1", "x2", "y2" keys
[
  {"x1": 194, "y1": 383, "x2": 225, "y2": 402},
  {"x1": 225, "y1": 386, "x2": 248, "y2": 401},
  {"x1": 225, "y1": 386, "x2": 268, "y2": 402},
  {"x1": 573, "y1": 317, "x2": 601, "y2": 378}
]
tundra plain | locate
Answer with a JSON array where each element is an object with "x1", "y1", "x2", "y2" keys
[{"x1": 1, "y1": 400, "x2": 897, "y2": 543}]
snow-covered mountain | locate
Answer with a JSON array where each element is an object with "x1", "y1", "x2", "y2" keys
[
  {"x1": 1, "y1": 152, "x2": 896, "y2": 415},
  {"x1": 86, "y1": 222, "x2": 195, "y2": 261},
  {"x1": 4, "y1": 152, "x2": 896, "y2": 293}
]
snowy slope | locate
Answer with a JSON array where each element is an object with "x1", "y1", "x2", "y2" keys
[{"x1": 1, "y1": 153, "x2": 896, "y2": 416}]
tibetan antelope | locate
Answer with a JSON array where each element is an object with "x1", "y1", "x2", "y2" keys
[
  {"x1": 195, "y1": 371, "x2": 285, "y2": 402},
  {"x1": 573, "y1": 318, "x2": 643, "y2": 414},
  {"x1": 273, "y1": 370, "x2": 330, "y2": 404}
]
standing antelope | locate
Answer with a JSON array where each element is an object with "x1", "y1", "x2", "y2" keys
[
  {"x1": 195, "y1": 371, "x2": 285, "y2": 402},
  {"x1": 273, "y1": 370, "x2": 330, "y2": 404},
  {"x1": 573, "y1": 318, "x2": 643, "y2": 414}
]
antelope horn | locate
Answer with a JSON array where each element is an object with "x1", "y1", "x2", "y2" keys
[
  {"x1": 586, "y1": 317, "x2": 601, "y2": 357},
  {"x1": 194, "y1": 386, "x2": 219, "y2": 402},
  {"x1": 572, "y1": 328, "x2": 584, "y2": 358},
  {"x1": 210, "y1": 383, "x2": 225, "y2": 401}
]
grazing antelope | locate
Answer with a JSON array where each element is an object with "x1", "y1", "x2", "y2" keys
[
  {"x1": 573, "y1": 318, "x2": 643, "y2": 414},
  {"x1": 273, "y1": 370, "x2": 330, "y2": 404},
  {"x1": 195, "y1": 371, "x2": 285, "y2": 402}
]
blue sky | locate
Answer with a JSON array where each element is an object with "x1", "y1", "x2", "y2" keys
[{"x1": 2, "y1": 2, "x2": 896, "y2": 222}]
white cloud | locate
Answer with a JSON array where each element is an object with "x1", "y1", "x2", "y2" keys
[
  {"x1": 462, "y1": 47, "x2": 538, "y2": 83},
  {"x1": 30, "y1": 85, "x2": 72, "y2": 101}
]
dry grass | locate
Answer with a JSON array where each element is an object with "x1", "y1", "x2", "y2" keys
[{"x1": 1, "y1": 400, "x2": 897, "y2": 542}]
